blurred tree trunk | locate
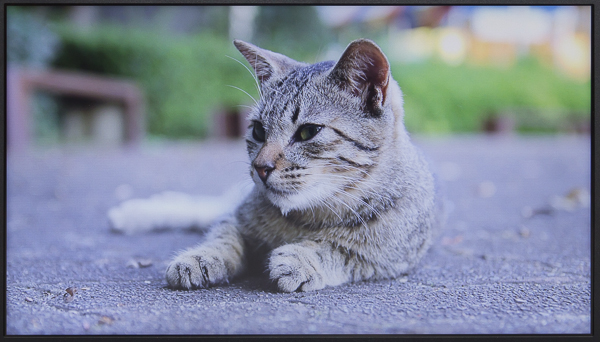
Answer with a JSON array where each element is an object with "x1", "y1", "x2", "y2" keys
[
  {"x1": 229, "y1": 6, "x2": 257, "y2": 41},
  {"x1": 69, "y1": 6, "x2": 98, "y2": 31}
]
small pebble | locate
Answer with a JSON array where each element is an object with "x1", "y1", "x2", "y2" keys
[
  {"x1": 519, "y1": 227, "x2": 531, "y2": 238},
  {"x1": 63, "y1": 293, "x2": 74, "y2": 303}
]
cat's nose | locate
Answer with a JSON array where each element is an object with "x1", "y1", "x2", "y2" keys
[{"x1": 254, "y1": 162, "x2": 275, "y2": 184}]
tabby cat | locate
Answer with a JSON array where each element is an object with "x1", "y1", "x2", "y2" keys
[{"x1": 165, "y1": 38, "x2": 441, "y2": 292}]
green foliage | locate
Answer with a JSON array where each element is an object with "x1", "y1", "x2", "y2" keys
[
  {"x1": 52, "y1": 23, "x2": 258, "y2": 138},
  {"x1": 50, "y1": 19, "x2": 589, "y2": 138},
  {"x1": 394, "y1": 58, "x2": 591, "y2": 134},
  {"x1": 7, "y1": 6, "x2": 60, "y2": 68},
  {"x1": 8, "y1": 7, "x2": 63, "y2": 145}
]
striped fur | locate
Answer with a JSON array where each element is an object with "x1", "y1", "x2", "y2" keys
[{"x1": 166, "y1": 39, "x2": 441, "y2": 292}]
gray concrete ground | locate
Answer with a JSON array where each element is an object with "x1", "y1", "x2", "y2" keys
[{"x1": 5, "y1": 135, "x2": 592, "y2": 335}]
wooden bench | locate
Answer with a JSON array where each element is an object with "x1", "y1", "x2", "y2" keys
[{"x1": 7, "y1": 68, "x2": 145, "y2": 149}]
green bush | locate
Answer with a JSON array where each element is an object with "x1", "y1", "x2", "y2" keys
[
  {"x1": 7, "y1": 7, "x2": 60, "y2": 68},
  {"x1": 52, "y1": 24, "x2": 258, "y2": 138},
  {"x1": 51, "y1": 22, "x2": 590, "y2": 137},
  {"x1": 393, "y1": 57, "x2": 591, "y2": 133}
]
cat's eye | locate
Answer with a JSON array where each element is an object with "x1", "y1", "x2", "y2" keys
[
  {"x1": 295, "y1": 124, "x2": 323, "y2": 142},
  {"x1": 252, "y1": 122, "x2": 266, "y2": 142}
]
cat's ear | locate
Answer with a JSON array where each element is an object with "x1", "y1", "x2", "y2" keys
[
  {"x1": 234, "y1": 40, "x2": 304, "y2": 84},
  {"x1": 329, "y1": 39, "x2": 390, "y2": 116}
]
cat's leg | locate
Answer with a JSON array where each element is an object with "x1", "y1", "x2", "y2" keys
[
  {"x1": 165, "y1": 216, "x2": 245, "y2": 289},
  {"x1": 269, "y1": 240, "x2": 365, "y2": 292}
]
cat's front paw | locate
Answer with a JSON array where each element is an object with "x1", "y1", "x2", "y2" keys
[
  {"x1": 268, "y1": 244, "x2": 325, "y2": 292},
  {"x1": 165, "y1": 251, "x2": 229, "y2": 290}
]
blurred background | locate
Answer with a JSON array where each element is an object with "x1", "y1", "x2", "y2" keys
[{"x1": 6, "y1": 5, "x2": 591, "y2": 150}]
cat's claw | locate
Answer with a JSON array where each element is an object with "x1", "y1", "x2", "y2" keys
[
  {"x1": 165, "y1": 253, "x2": 229, "y2": 290},
  {"x1": 268, "y1": 245, "x2": 325, "y2": 292}
]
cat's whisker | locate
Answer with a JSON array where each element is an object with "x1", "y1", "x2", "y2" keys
[
  {"x1": 235, "y1": 104, "x2": 256, "y2": 111},
  {"x1": 312, "y1": 167, "x2": 389, "y2": 191},
  {"x1": 328, "y1": 194, "x2": 369, "y2": 230},
  {"x1": 313, "y1": 178, "x2": 389, "y2": 219},
  {"x1": 329, "y1": 164, "x2": 374, "y2": 179},
  {"x1": 316, "y1": 195, "x2": 344, "y2": 224},
  {"x1": 225, "y1": 160, "x2": 252, "y2": 166},
  {"x1": 316, "y1": 172, "x2": 387, "y2": 193},
  {"x1": 307, "y1": 201, "x2": 316, "y2": 221},
  {"x1": 226, "y1": 54, "x2": 262, "y2": 98},
  {"x1": 227, "y1": 85, "x2": 258, "y2": 106},
  {"x1": 239, "y1": 179, "x2": 256, "y2": 193},
  {"x1": 315, "y1": 179, "x2": 384, "y2": 221},
  {"x1": 313, "y1": 45, "x2": 324, "y2": 64},
  {"x1": 330, "y1": 186, "x2": 383, "y2": 218},
  {"x1": 292, "y1": 163, "x2": 386, "y2": 202},
  {"x1": 312, "y1": 160, "x2": 376, "y2": 179}
]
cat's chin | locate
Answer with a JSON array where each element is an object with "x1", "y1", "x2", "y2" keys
[
  {"x1": 264, "y1": 185, "x2": 334, "y2": 217},
  {"x1": 258, "y1": 177, "x2": 344, "y2": 216},
  {"x1": 265, "y1": 191, "x2": 305, "y2": 216}
]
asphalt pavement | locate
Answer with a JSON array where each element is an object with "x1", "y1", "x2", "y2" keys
[{"x1": 5, "y1": 134, "x2": 592, "y2": 335}]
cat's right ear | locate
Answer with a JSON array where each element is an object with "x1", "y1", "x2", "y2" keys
[
  {"x1": 233, "y1": 40, "x2": 304, "y2": 84},
  {"x1": 329, "y1": 39, "x2": 390, "y2": 116}
]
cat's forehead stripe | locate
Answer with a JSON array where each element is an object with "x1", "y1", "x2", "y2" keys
[
  {"x1": 291, "y1": 106, "x2": 300, "y2": 124},
  {"x1": 259, "y1": 61, "x2": 334, "y2": 127},
  {"x1": 287, "y1": 77, "x2": 309, "y2": 124},
  {"x1": 263, "y1": 69, "x2": 310, "y2": 125}
]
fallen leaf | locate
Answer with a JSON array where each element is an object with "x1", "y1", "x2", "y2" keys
[
  {"x1": 521, "y1": 206, "x2": 554, "y2": 219},
  {"x1": 98, "y1": 316, "x2": 114, "y2": 325},
  {"x1": 137, "y1": 259, "x2": 153, "y2": 268},
  {"x1": 127, "y1": 258, "x2": 153, "y2": 268},
  {"x1": 566, "y1": 187, "x2": 590, "y2": 207},
  {"x1": 550, "y1": 187, "x2": 591, "y2": 212}
]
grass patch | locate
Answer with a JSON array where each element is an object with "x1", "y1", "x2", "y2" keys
[{"x1": 394, "y1": 57, "x2": 590, "y2": 134}]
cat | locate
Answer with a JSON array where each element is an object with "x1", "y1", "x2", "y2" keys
[{"x1": 156, "y1": 38, "x2": 443, "y2": 292}]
